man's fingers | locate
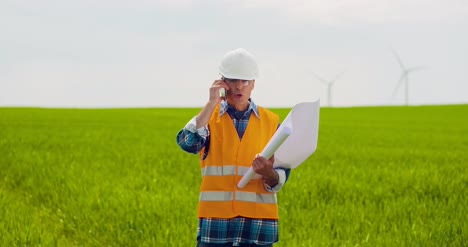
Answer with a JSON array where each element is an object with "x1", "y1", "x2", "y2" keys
[
  {"x1": 211, "y1": 79, "x2": 222, "y2": 86},
  {"x1": 255, "y1": 155, "x2": 271, "y2": 164},
  {"x1": 253, "y1": 155, "x2": 273, "y2": 169},
  {"x1": 209, "y1": 80, "x2": 230, "y2": 102},
  {"x1": 268, "y1": 155, "x2": 275, "y2": 163},
  {"x1": 212, "y1": 80, "x2": 228, "y2": 89}
]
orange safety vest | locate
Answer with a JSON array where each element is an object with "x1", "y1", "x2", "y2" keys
[{"x1": 198, "y1": 104, "x2": 280, "y2": 219}]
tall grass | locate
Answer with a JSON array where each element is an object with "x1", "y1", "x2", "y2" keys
[{"x1": 0, "y1": 105, "x2": 466, "y2": 246}]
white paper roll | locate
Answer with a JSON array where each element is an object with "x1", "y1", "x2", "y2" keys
[{"x1": 237, "y1": 126, "x2": 292, "y2": 188}]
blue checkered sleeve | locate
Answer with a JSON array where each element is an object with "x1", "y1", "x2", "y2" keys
[{"x1": 176, "y1": 128, "x2": 207, "y2": 154}]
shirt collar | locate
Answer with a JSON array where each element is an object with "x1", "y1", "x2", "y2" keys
[{"x1": 219, "y1": 99, "x2": 259, "y2": 119}]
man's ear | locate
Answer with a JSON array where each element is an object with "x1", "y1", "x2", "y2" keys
[{"x1": 251, "y1": 80, "x2": 255, "y2": 90}]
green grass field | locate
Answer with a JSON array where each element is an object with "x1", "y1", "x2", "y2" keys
[{"x1": 0, "y1": 105, "x2": 467, "y2": 246}]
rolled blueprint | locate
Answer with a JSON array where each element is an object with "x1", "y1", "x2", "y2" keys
[
  {"x1": 237, "y1": 126, "x2": 292, "y2": 189},
  {"x1": 236, "y1": 99, "x2": 321, "y2": 189}
]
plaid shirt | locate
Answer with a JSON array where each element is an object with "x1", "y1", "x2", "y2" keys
[
  {"x1": 198, "y1": 217, "x2": 278, "y2": 245},
  {"x1": 176, "y1": 99, "x2": 290, "y2": 245},
  {"x1": 176, "y1": 100, "x2": 260, "y2": 158}
]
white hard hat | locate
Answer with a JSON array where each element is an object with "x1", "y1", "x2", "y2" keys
[{"x1": 219, "y1": 48, "x2": 259, "y2": 80}]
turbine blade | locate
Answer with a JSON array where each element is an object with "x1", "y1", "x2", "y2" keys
[
  {"x1": 330, "y1": 70, "x2": 346, "y2": 84},
  {"x1": 407, "y1": 66, "x2": 427, "y2": 73},
  {"x1": 310, "y1": 71, "x2": 329, "y2": 85},
  {"x1": 392, "y1": 73, "x2": 406, "y2": 97},
  {"x1": 390, "y1": 46, "x2": 406, "y2": 70}
]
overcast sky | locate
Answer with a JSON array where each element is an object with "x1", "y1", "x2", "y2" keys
[{"x1": 1, "y1": 0, "x2": 467, "y2": 108}]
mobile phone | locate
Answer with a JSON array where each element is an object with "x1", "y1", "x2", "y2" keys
[
  {"x1": 219, "y1": 77, "x2": 227, "y2": 99},
  {"x1": 219, "y1": 88, "x2": 226, "y2": 98}
]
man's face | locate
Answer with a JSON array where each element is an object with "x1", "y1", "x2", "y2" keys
[{"x1": 224, "y1": 78, "x2": 255, "y2": 110}]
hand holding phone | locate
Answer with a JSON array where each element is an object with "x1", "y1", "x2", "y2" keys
[{"x1": 209, "y1": 79, "x2": 228, "y2": 103}]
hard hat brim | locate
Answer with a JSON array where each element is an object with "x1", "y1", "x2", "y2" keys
[{"x1": 219, "y1": 72, "x2": 256, "y2": 81}]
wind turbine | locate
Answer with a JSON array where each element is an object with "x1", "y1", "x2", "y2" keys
[
  {"x1": 310, "y1": 70, "x2": 345, "y2": 107},
  {"x1": 390, "y1": 47, "x2": 425, "y2": 106}
]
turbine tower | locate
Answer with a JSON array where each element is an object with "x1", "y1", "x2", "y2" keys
[
  {"x1": 310, "y1": 71, "x2": 345, "y2": 107},
  {"x1": 391, "y1": 48, "x2": 425, "y2": 106}
]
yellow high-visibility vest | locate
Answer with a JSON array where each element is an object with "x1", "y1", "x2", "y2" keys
[{"x1": 198, "y1": 105, "x2": 280, "y2": 219}]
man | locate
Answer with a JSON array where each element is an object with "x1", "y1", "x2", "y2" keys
[{"x1": 176, "y1": 48, "x2": 291, "y2": 247}]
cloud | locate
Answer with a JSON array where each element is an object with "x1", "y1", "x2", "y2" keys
[
  {"x1": 2, "y1": 0, "x2": 194, "y2": 10},
  {"x1": 240, "y1": 0, "x2": 468, "y2": 25},
  {"x1": 4, "y1": 0, "x2": 467, "y2": 27}
]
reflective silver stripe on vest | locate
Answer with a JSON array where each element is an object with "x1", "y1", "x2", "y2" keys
[
  {"x1": 199, "y1": 191, "x2": 233, "y2": 201},
  {"x1": 201, "y1": 166, "x2": 261, "y2": 180},
  {"x1": 201, "y1": 165, "x2": 236, "y2": 176},
  {"x1": 199, "y1": 191, "x2": 277, "y2": 204},
  {"x1": 236, "y1": 191, "x2": 277, "y2": 204}
]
